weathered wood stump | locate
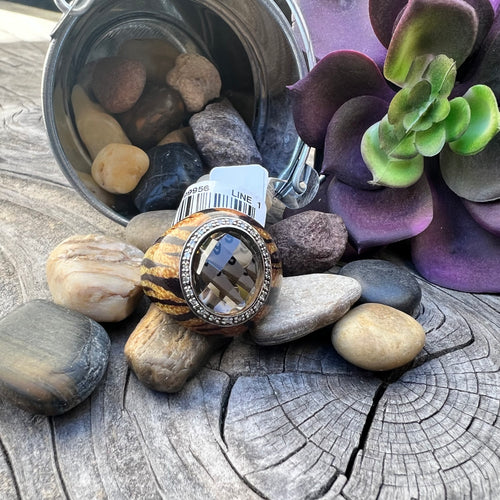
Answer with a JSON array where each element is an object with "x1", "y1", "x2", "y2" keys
[{"x1": 0, "y1": 6, "x2": 499, "y2": 499}]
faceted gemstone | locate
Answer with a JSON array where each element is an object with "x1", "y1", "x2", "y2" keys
[{"x1": 192, "y1": 230, "x2": 264, "y2": 315}]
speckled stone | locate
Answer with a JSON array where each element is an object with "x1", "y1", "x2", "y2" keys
[
  {"x1": 133, "y1": 143, "x2": 204, "y2": 212},
  {"x1": 331, "y1": 303, "x2": 426, "y2": 371},
  {"x1": 125, "y1": 304, "x2": 227, "y2": 392},
  {"x1": 189, "y1": 99, "x2": 262, "y2": 168},
  {"x1": 268, "y1": 210, "x2": 348, "y2": 276},
  {"x1": 0, "y1": 300, "x2": 110, "y2": 415},
  {"x1": 166, "y1": 53, "x2": 221, "y2": 113},
  {"x1": 250, "y1": 274, "x2": 361, "y2": 346},
  {"x1": 125, "y1": 210, "x2": 177, "y2": 252},
  {"x1": 339, "y1": 259, "x2": 422, "y2": 316},
  {"x1": 91, "y1": 56, "x2": 146, "y2": 114}
]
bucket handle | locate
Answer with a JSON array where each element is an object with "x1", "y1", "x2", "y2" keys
[{"x1": 53, "y1": 0, "x2": 93, "y2": 15}]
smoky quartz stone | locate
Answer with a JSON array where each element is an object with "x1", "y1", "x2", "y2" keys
[{"x1": 191, "y1": 230, "x2": 265, "y2": 316}]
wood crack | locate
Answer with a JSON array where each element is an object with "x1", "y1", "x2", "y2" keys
[
  {"x1": 0, "y1": 433, "x2": 21, "y2": 498},
  {"x1": 343, "y1": 381, "x2": 389, "y2": 482},
  {"x1": 219, "y1": 375, "x2": 237, "y2": 448}
]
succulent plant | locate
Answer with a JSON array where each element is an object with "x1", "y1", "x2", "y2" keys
[{"x1": 288, "y1": 0, "x2": 500, "y2": 293}]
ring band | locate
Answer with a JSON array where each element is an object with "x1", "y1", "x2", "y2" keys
[{"x1": 141, "y1": 208, "x2": 282, "y2": 336}]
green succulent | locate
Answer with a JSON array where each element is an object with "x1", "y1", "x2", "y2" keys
[{"x1": 361, "y1": 54, "x2": 500, "y2": 187}]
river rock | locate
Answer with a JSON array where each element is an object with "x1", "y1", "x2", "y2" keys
[
  {"x1": 46, "y1": 234, "x2": 144, "y2": 323},
  {"x1": 0, "y1": 300, "x2": 110, "y2": 415},
  {"x1": 72, "y1": 85, "x2": 131, "y2": 160},
  {"x1": 125, "y1": 210, "x2": 177, "y2": 252},
  {"x1": 250, "y1": 274, "x2": 361, "y2": 346},
  {"x1": 125, "y1": 304, "x2": 227, "y2": 392},
  {"x1": 190, "y1": 99, "x2": 262, "y2": 168},
  {"x1": 331, "y1": 303, "x2": 426, "y2": 371},
  {"x1": 268, "y1": 210, "x2": 348, "y2": 276},
  {"x1": 91, "y1": 56, "x2": 146, "y2": 114},
  {"x1": 166, "y1": 53, "x2": 221, "y2": 112},
  {"x1": 91, "y1": 143, "x2": 149, "y2": 194},
  {"x1": 133, "y1": 143, "x2": 204, "y2": 212},
  {"x1": 119, "y1": 85, "x2": 186, "y2": 150},
  {"x1": 339, "y1": 259, "x2": 422, "y2": 316}
]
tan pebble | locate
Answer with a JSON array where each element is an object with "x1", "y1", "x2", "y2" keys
[
  {"x1": 46, "y1": 234, "x2": 144, "y2": 322},
  {"x1": 331, "y1": 303, "x2": 426, "y2": 371},
  {"x1": 125, "y1": 304, "x2": 227, "y2": 392},
  {"x1": 118, "y1": 38, "x2": 180, "y2": 85},
  {"x1": 91, "y1": 143, "x2": 149, "y2": 194},
  {"x1": 71, "y1": 85, "x2": 131, "y2": 159},
  {"x1": 157, "y1": 126, "x2": 195, "y2": 147},
  {"x1": 166, "y1": 53, "x2": 221, "y2": 112}
]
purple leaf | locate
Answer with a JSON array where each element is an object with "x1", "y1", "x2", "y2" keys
[
  {"x1": 327, "y1": 175, "x2": 433, "y2": 252},
  {"x1": 322, "y1": 96, "x2": 389, "y2": 189},
  {"x1": 462, "y1": 0, "x2": 495, "y2": 53},
  {"x1": 462, "y1": 198, "x2": 500, "y2": 235},
  {"x1": 384, "y1": 0, "x2": 479, "y2": 86},
  {"x1": 296, "y1": 0, "x2": 387, "y2": 67},
  {"x1": 288, "y1": 50, "x2": 393, "y2": 148},
  {"x1": 411, "y1": 169, "x2": 500, "y2": 292},
  {"x1": 467, "y1": 13, "x2": 500, "y2": 97},
  {"x1": 369, "y1": 0, "x2": 409, "y2": 48}
]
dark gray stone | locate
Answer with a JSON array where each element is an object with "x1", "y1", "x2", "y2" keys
[
  {"x1": 339, "y1": 259, "x2": 422, "y2": 316},
  {"x1": 0, "y1": 300, "x2": 110, "y2": 415},
  {"x1": 133, "y1": 143, "x2": 204, "y2": 212},
  {"x1": 189, "y1": 98, "x2": 262, "y2": 168},
  {"x1": 268, "y1": 210, "x2": 348, "y2": 276}
]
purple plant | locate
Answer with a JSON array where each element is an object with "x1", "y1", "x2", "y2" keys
[{"x1": 289, "y1": 0, "x2": 500, "y2": 293}]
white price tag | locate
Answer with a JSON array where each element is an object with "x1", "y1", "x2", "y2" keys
[{"x1": 174, "y1": 165, "x2": 268, "y2": 225}]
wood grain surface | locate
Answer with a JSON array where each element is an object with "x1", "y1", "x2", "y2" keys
[{"x1": 0, "y1": 5, "x2": 499, "y2": 499}]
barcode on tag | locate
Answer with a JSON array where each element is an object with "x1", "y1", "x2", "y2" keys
[
  {"x1": 174, "y1": 165, "x2": 268, "y2": 226},
  {"x1": 211, "y1": 192, "x2": 257, "y2": 219},
  {"x1": 176, "y1": 189, "x2": 211, "y2": 222},
  {"x1": 174, "y1": 181, "x2": 259, "y2": 224}
]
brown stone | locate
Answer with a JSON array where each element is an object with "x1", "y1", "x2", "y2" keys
[
  {"x1": 125, "y1": 304, "x2": 227, "y2": 392},
  {"x1": 119, "y1": 85, "x2": 186, "y2": 150},
  {"x1": 268, "y1": 210, "x2": 348, "y2": 276},
  {"x1": 91, "y1": 56, "x2": 146, "y2": 114}
]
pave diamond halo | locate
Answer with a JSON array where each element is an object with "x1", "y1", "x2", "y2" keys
[{"x1": 141, "y1": 209, "x2": 282, "y2": 336}]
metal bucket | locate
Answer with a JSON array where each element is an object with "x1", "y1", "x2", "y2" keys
[{"x1": 42, "y1": 0, "x2": 317, "y2": 225}]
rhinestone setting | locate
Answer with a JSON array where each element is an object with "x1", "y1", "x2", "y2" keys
[{"x1": 179, "y1": 215, "x2": 272, "y2": 326}]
